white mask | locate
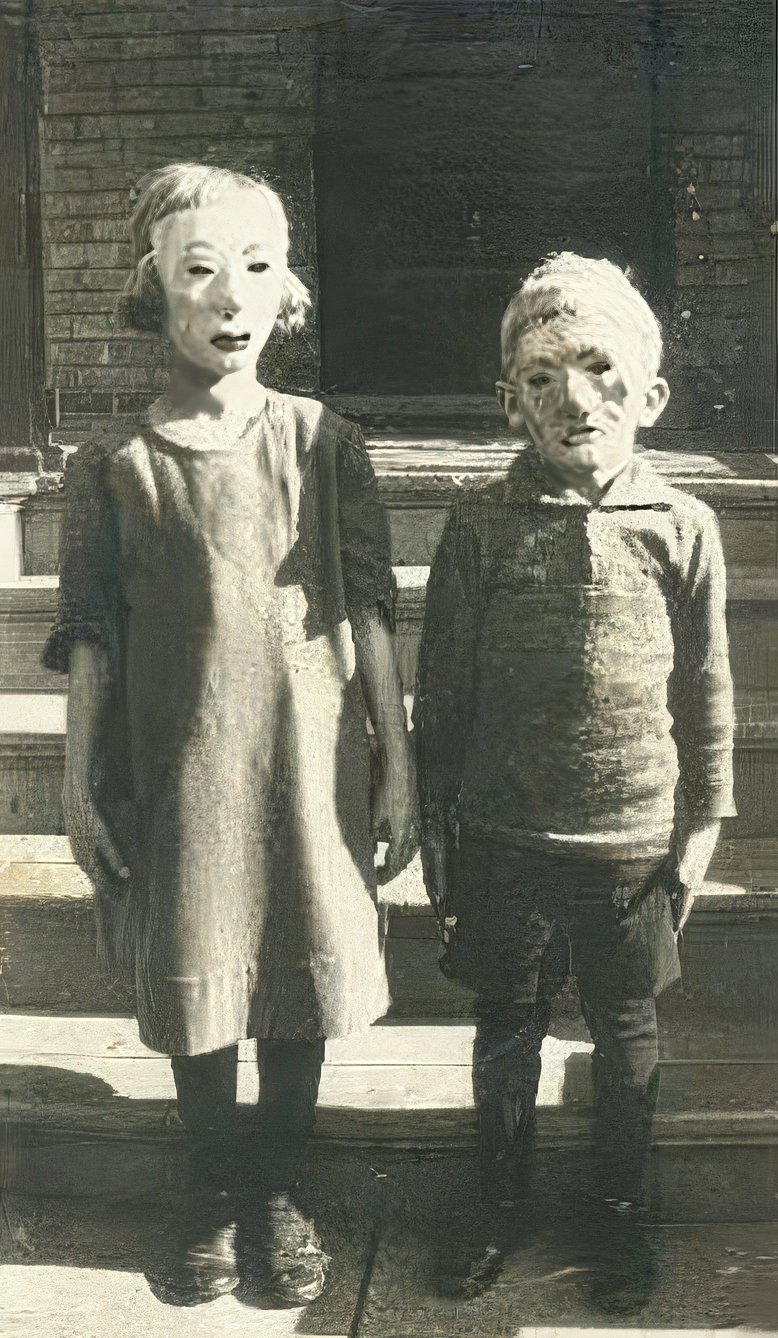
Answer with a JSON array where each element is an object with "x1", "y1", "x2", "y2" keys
[{"x1": 152, "y1": 190, "x2": 287, "y2": 380}]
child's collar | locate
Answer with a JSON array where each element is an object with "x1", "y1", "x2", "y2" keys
[{"x1": 508, "y1": 447, "x2": 670, "y2": 510}]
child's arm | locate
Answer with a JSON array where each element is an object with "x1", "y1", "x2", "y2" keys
[
  {"x1": 42, "y1": 442, "x2": 128, "y2": 889},
  {"x1": 414, "y1": 504, "x2": 481, "y2": 925},
  {"x1": 349, "y1": 605, "x2": 419, "y2": 881},
  {"x1": 337, "y1": 421, "x2": 418, "y2": 880},
  {"x1": 669, "y1": 508, "x2": 736, "y2": 929},
  {"x1": 65, "y1": 643, "x2": 130, "y2": 888}
]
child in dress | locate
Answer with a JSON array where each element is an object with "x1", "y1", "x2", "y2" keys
[
  {"x1": 415, "y1": 253, "x2": 735, "y2": 1301},
  {"x1": 45, "y1": 163, "x2": 417, "y2": 1306}
]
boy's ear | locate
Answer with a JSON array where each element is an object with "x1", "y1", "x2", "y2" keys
[
  {"x1": 639, "y1": 377, "x2": 670, "y2": 427},
  {"x1": 496, "y1": 381, "x2": 526, "y2": 432}
]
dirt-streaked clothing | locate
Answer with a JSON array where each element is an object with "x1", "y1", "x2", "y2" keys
[
  {"x1": 416, "y1": 449, "x2": 735, "y2": 874},
  {"x1": 45, "y1": 392, "x2": 393, "y2": 1054}
]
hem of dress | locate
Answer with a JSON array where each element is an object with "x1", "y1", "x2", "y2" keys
[{"x1": 135, "y1": 992, "x2": 393, "y2": 1057}]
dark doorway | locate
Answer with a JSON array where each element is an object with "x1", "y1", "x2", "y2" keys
[{"x1": 313, "y1": 2, "x2": 675, "y2": 398}]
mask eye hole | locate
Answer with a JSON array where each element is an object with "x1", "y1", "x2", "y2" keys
[
  {"x1": 587, "y1": 361, "x2": 611, "y2": 376},
  {"x1": 248, "y1": 262, "x2": 269, "y2": 273},
  {"x1": 187, "y1": 265, "x2": 213, "y2": 276}
]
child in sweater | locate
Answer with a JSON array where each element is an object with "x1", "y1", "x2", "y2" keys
[{"x1": 416, "y1": 253, "x2": 734, "y2": 1291}]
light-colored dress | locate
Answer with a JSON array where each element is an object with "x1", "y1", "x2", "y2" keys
[{"x1": 44, "y1": 392, "x2": 394, "y2": 1055}]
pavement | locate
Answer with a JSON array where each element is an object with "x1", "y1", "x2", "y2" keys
[{"x1": 2, "y1": 1147, "x2": 777, "y2": 1337}]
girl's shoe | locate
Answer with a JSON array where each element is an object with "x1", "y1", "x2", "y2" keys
[
  {"x1": 243, "y1": 1190, "x2": 329, "y2": 1307},
  {"x1": 147, "y1": 1191, "x2": 240, "y2": 1307}
]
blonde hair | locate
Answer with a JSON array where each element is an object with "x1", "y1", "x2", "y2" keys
[
  {"x1": 500, "y1": 252, "x2": 663, "y2": 383},
  {"x1": 119, "y1": 162, "x2": 311, "y2": 335}
]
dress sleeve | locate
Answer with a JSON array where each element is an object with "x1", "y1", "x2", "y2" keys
[
  {"x1": 336, "y1": 421, "x2": 396, "y2": 627},
  {"x1": 42, "y1": 443, "x2": 119, "y2": 674},
  {"x1": 668, "y1": 506, "x2": 737, "y2": 824}
]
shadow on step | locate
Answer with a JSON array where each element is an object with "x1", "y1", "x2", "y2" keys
[{"x1": 3, "y1": 1055, "x2": 778, "y2": 1227}]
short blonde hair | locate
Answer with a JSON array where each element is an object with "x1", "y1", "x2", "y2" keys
[
  {"x1": 500, "y1": 252, "x2": 663, "y2": 384},
  {"x1": 119, "y1": 162, "x2": 311, "y2": 335}
]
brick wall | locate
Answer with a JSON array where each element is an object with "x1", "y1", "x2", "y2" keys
[
  {"x1": 658, "y1": 2, "x2": 775, "y2": 453},
  {"x1": 1, "y1": 7, "x2": 47, "y2": 472},
  {"x1": 32, "y1": 0, "x2": 775, "y2": 454}
]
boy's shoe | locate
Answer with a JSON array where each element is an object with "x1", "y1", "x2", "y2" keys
[
  {"x1": 146, "y1": 1190, "x2": 240, "y2": 1307},
  {"x1": 240, "y1": 1190, "x2": 329, "y2": 1306},
  {"x1": 585, "y1": 1199, "x2": 657, "y2": 1315},
  {"x1": 446, "y1": 1240, "x2": 506, "y2": 1300}
]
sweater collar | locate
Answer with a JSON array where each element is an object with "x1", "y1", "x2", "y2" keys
[{"x1": 506, "y1": 447, "x2": 670, "y2": 510}]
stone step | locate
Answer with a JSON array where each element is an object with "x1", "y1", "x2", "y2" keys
[
  {"x1": 4, "y1": 1013, "x2": 778, "y2": 1114},
  {"x1": 2, "y1": 568, "x2": 774, "y2": 688},
  {"x1": 358, "y1": 1213, "x2": 778, "y2": 1333},
  {"x1": 0, "y1": 571, "x2": 427, "y2": 695},
  {"x1": 0, "y1": 694, "x2": 67, "y2": 834},
  {"x1": 0, "y1": 578, "x2": 61, "y2": 691},
  {"x1": 1, "y1": 1184, "x2": 374, "y2": 1337},
  {"x1": 2, "y1": 1015, "x2": 778, "y2": 1220},
  {"x1": 2, "y1": 838, "x2": 778, "y2": 1053}
]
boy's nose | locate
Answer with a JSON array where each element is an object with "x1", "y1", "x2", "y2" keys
[{"x1": 560, "y1": 368, "x2": 598, "y2": 415}]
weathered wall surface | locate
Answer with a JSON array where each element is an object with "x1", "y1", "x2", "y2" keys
[
  {"x1": 314, "y1": 0, "x2": 775, "y2": 452},
  {"x1": 29, "y1": 0, "x2": 775, "y2": 454},
  {"x1": 0, "y1": 7, "x2": 47, "y2": 473},
  {"x1": 658, "y1": 1, "x2": 775, "y2": 454}
]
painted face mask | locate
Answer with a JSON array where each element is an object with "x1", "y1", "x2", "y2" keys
[
  {"x1": 152, "y1": 189, "x2": 287, "y2": 380},
  {"x1": 505, "y1": 317, "x2": 657, "y2": 484}
]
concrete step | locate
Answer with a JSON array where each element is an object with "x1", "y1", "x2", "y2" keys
[
  {"x1": 2, "y1": 837, "x2": 778, "y2": 1053},
  {"x1": 0, "y1": 694, "x2": 67, "y2": 834},
  {"x1": 2, "y1": 1015, "x2": 778, "y2": 1220},
  {"x1": 2, "y1": 567, "x2": 773, "y2": 690},
  {"x1": 4, "y1": 1013, "x2": 778, "y2": 1117},
  {"x1": 358, "y1": 1211, "x2": 778, "y2": 1335},
  {"x1": 0, "y1": 578, "x2": 61, "y2": 690},
  {"x1": 19, "y1": 441, "x2": 778, "y2": 576},
  {"x1": 1, "y1": 1180, "x2": 374, "y2": 1337},
  {"x1": 0, "y1": 571, "x2": 425, "y2": 693}
]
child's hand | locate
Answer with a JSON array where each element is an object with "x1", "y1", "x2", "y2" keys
[
  {"x1": 670, "y1": 818, "x2": 721, "y2": 932},
  {"x1": 63, "y1": 772, "x2": 130, "y2": 896},
  {"x1": 372, "y1": 737, "x2": 420, "y2": 883},
  {"x1": 670, "y1": 878, "x2": 696, "y2": 935}
]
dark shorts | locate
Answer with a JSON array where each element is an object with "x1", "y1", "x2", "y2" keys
[{"x1": 441, "y1": 838, "x2": 681, "y2": 1004}]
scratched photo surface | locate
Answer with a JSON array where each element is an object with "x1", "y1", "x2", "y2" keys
[{"x1": 0, "y1": 3, "x2": 776, "y2": 1336}]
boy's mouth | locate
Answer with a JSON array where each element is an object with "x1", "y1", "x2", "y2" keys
[
  {"x1": 562, "y1": 426, "x2": 602, "y2": 447},
  {"x1": 212, "y1": 333, "x2": 251, "y2": 351}
]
